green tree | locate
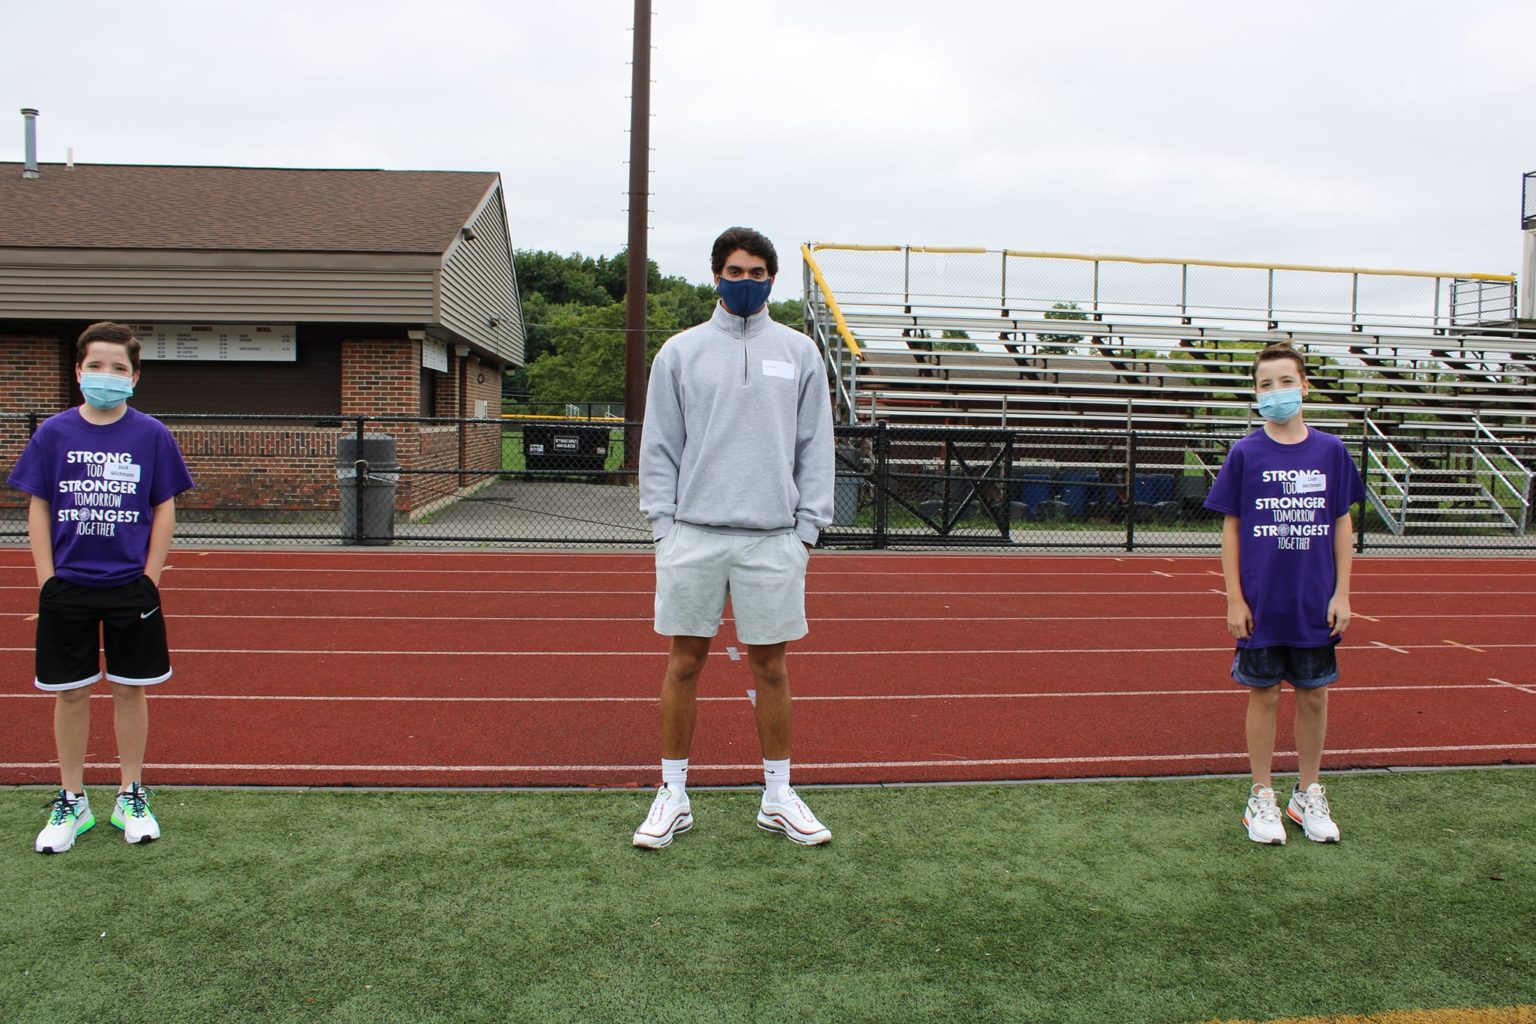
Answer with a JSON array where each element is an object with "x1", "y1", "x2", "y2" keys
[
  {"x1": 933, "y1": 328, "x2": 978, "y2": 352},
  {"x1": 510, "y1": 248, "x2": 811, "y2": 406},
  {"x1": 524, "y1": 296, "x2": 680, "y2": 405},
  {"x1": 1037, "y1": 302, "x2": 1088, "y2": 355}
]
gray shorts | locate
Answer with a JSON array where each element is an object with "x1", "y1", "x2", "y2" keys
[{"x1": 653, "y1": 523, "x2": 809, "y2": 645}]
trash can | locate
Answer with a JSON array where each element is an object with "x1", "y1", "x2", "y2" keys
[
  {"x1": 338, "y1": 434, "x2": 398, "y2": 545},
  {"x1": 522, "y1": 423, "x2": 609, "y2": 474},
  {"x1": 833, "y1": 446, "x2": 863, "y2": 526},
  {"x1": 1013, "y1": 470, "x2": 1055, "y2": 515},
  {"x1": 1057, "y1": 469, "x2": 1099, "y2": 517}
]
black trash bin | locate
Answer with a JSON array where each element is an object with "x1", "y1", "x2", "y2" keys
[
  {"x1": 522, "y1": 423, "x2": 610, "y2": 474},
  {"x1": 832, "y1": 445, "x2": 864, "y2": 526},
  {"x1": 338, "y1": 434, "x2": 398, "y2": 545}
]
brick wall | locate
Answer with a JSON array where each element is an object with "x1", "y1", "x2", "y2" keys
[
  {"x1": 3, "y1": 333, "x2": 506, "y2": 516},
  {"x1": 171, "y1": 426, "x2": 340, "y2": 511}
]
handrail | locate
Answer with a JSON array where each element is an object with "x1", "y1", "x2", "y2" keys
[
  {"x1": 1365, "y1": 417, "x2": 1412, "y2": 474},
  {"x1": 808, "y1": 242, "x2": 1516, "y2": 283},
  {"x1": 1470, "y1": 418, "x2": 1533, "y2": 531},
  {"x1": 800, "y1": 243, "x2": 863, "y2": 360}
]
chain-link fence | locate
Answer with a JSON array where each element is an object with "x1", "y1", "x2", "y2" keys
[{"x1": 3, "y1": 413, "x2": 1531, "y2": 551}]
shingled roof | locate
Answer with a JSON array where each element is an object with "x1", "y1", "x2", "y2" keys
[{"x1": 0, "y1": 163, "x2": 499, "y2": 253}]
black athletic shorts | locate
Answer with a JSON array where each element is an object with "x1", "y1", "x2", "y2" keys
[
  {"x1": 1230, "y1": 644, "x2": 1339, "y2": 691},
  {"x1": 35, "y1": 576, "x2": 171, "y2": 691}
]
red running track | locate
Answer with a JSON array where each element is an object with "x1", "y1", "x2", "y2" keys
[{"x1": 1, "y1": 549, "x2": 1533, "y2": 788}]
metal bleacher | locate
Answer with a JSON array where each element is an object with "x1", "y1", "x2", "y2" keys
[{"x1": 802, "y1": 244, "x2": 1536, "y2": 536}]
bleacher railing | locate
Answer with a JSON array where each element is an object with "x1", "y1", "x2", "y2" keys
[{"x1": 802, "y1": 243, "x2": 1531, "y2": 435}]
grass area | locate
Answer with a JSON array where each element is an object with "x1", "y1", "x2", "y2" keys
[{"x1": 2, "y1": 771, "x2": 1532, "y2": 1023}]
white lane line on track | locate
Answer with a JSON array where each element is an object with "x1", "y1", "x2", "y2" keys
[
  {"x1": 1371, "y1": 640, "x2": 1410, "y2": 654},
  {"x1": 4, "y1": 585, "x2": 1533, "y2": 597},
  {"x1": 1491, "y1": 677, "x2": 1536, "y2": 697},
  {"x1": 6, "y1": 643, "x2": 1533, "y2": 657},
  {"x1": 0, "y1": 683, "x2": 1517, "y2": 705},
  {"x1": 6, "y1": 611, "x2": 1533, "y2": 626},
  {"x1": 5, "y1": 743, "x2": 1535, "y2": 775}
]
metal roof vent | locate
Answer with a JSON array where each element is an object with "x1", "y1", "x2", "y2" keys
[{"x1": 21, "y1": 108, "x2": 40, "y2": 179}]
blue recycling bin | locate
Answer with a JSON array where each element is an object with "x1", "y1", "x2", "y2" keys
[
  {"x1": 1133, "y1": 473, "x2": 1174, "y2": 505},
  {"x1": 1057, "y1": 469, "x2": 1098, "y2": 517},
  {"x1": 1014, "y1": 472, "x2": 1054, "y2": 515}
]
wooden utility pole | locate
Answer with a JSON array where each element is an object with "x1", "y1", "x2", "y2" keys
[{"x1": 624, "y1": 0, "x2": 652, "y2": 461}]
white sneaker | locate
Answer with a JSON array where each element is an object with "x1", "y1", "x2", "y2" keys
[
  {"x1": 757, "y1": 788, "x2": 831, "y2": 845},
  {"x1": 111, "y1": 783, "x2": 161, "y2": 844},
  {"x1": 1243, "y1": 784, "x2": 1286, "y2": 845},
  {"x1": 632, "y1": 785, "x2": 692, "y2": 849},
  {"x1": 35, "y1": 789, "x2": 94, "y2": 854},
  {"x1": 1287, "y1": 782, "x2": 1341, "y2": 843}
]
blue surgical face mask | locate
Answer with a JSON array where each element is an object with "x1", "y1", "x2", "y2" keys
[
  {"x1": 716, "y1": 276, "x2": 773, "y2": 316},
  {"x1": 1256, "y1": 386, "x2": 1303, "y2": 423},
  {"x1": 79, "y1": 372, "x2": 135, "y2": 411}
]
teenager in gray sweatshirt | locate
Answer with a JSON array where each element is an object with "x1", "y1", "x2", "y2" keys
[{"x1": 633, "y1": 227, "x2": 835, "y2": 849}]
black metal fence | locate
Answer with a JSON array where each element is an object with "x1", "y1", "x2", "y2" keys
[{"x1": 1, "y1": 414, "x2": 1532, "y2": 551}]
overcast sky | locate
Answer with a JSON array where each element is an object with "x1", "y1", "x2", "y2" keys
[{"x1": 6, "y1": 0, "x2": 1533, "y2": 296}]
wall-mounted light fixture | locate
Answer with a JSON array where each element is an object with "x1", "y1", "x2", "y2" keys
[
  {"x1": 460, "y1": 226, "x2": 477, "y2": 241},
  {"x1": 454, "y1": 343, "x2": 471, "y2": 358}
]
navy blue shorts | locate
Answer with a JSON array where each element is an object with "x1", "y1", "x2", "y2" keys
[{"x1": 1230, "y1": 644, "x2": 1338, "y2": 690}]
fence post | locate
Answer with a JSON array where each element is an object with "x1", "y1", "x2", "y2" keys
[
  {"x1": 873, "y1": 421, "x2": 890, "y2": 550},
  {"x1": 1357, "y1": 414, "x2": 1370, "y2": 553},
  {"x1": 353, "y1": 416, "x2": 366, "y2": 545},
  {"x1": 1125, "y1": 428, "x2": 1137, "y2": 552}
]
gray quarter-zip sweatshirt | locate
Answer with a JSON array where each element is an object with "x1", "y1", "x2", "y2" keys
[{"x1": 639, "y1": 302, "x2": 834, "y2": 544}]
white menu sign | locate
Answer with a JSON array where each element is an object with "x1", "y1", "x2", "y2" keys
[{"x1": 132, "y1": 323, "x2": 297, "y2": 362}]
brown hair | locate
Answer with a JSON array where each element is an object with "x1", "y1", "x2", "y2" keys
[
  {"x1": 1250, "y1": 341, "x2": 1306, "y2": 382},
  {"x1": 711, "y1": 226, "x2": 779, "y2": 277},
  {"x1": 76, "y1": 321, "x2": 141, "y2": 372}
]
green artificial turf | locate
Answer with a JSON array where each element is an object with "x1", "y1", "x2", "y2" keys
[{"x1": 1, "y1": 771, "x2": 1532, "y2": 1024}]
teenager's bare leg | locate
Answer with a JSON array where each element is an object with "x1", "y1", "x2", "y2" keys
[
  {"x1": 1246, "y1": 685, "x2": 1282, "y2": 787},
  {"x1": 746, "y1": 642, "x2": 791, "y2": 760},
  {"x1": 54, "y1": 687, "x2": 92, "y2": 793},
  {"x1": 1294, "y1": 687, "x2": 1328, "y2": 789},
  {"x1": 111, "y1": 683, "x2": 148, "y2": 790},
  {"x1": 659, "y1": 636, "x2": 711, "y2": 759}
]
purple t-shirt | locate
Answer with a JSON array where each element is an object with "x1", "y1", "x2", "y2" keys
[
  {"x1": 8, "y1": 407, "x2": 195, "y2": 588},
  {"x1": 1204, "y1": 426, "x2": 1365, "y2": 649}
]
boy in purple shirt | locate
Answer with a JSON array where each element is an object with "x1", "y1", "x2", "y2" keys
[
  {"x1": 9, "y1": 322, "x2": 194, "y2": 853},
  {"x1": 1204, "y1": 342, "x2": 1365, "y2": 846}
]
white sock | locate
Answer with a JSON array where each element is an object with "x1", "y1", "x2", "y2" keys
[
  {"x1": 763, "y1": 759, "x2": 790, "y2": 803},
  {"x1": 661, "y1": 758, "x2": 688, "y2": 800}
]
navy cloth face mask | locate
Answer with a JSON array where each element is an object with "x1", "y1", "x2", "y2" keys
[
  {"x1": 717, "y1": 276, "x2": 772, "y2": 316},
  {"x1": 79, "y1": 372, "x2": 135, "y2": 411},
  {"x1": 1256, "y1": 387, "x2": 1303, "y2": 423}
]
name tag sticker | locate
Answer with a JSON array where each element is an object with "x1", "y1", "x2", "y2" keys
[
  {"x1": 761, "y1": 360, "x2": 795, "y2": 380},
  {"x1": 103, "y1": 462, "x2": 141, "y2": 483},
  {"x1": 1295, "y1": 471, "x2": 1326, "y2": 494}
]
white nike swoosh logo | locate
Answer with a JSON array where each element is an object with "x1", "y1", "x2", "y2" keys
[{"x1": 140, "y1": 607, "x2": 160, "y2": 619}]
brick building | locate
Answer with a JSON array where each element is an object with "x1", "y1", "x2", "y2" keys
[{"x1": 0, "y1": 161, "x2": 523, "y2": 518}]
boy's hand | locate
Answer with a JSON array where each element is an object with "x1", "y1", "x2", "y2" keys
[
  {"x1": 1327, "y1": 594, "x2": 1351, "y2": 636},
  {"x1": 1226, "y1": 598, "x2": 1253, "y2": 641}
]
